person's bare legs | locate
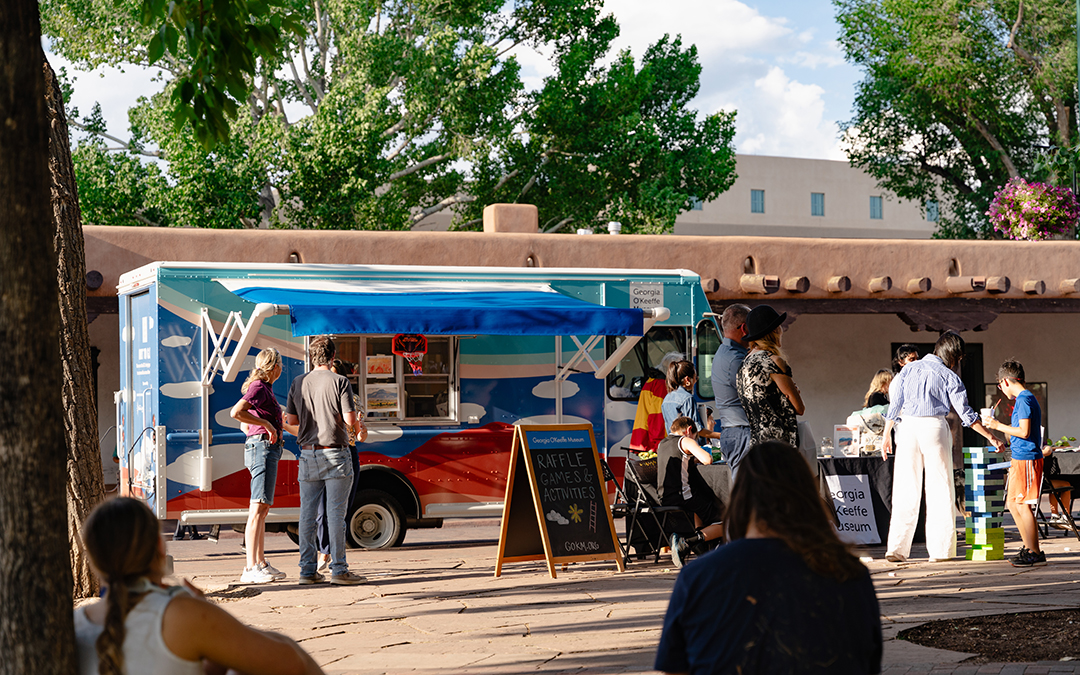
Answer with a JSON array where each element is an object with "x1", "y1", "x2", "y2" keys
[
  {"x1": 693, "y1": 514, "x2": 724, "y2": 542},
  {"x1": 246, "y1": 500, "x2": 270, "y2": 569},
  {"x1": 1007, "y1": 500, "x2": 1041, "y2": 554}
]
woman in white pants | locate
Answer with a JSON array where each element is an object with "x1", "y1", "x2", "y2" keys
[{"x1": 881, "y1": 332, "x2": 1001, "y2": 562}]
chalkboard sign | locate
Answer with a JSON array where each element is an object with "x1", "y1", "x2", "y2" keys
[{"x1": 494, "y1": 424, "x2": 624, "y2": 578}]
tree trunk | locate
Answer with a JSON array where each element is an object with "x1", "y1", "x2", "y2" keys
[
  {"x1": 44, "y1": 59, "x2": 107, "y2": 600},
  {"x1": 0, "y1": 0, "x2": 80, "y2": 672}
]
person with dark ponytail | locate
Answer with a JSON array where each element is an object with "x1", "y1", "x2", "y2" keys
[
  {"x1": 661, "y1": 359, "x2": 721, "y2": 445},
  {"x1": 655, "y1": 441, "x2": 882, "y2": 675},
  {"x1": 74, "y1": 497, "x2": 324, "y2": 675}
]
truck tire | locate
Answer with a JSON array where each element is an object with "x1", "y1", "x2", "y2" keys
[
  {"x1": 285, "y1": 524, "x2": 300, "y2": 547},
  {"x1": 347, "y1": 489, "x2": 406, "y2": 549}
]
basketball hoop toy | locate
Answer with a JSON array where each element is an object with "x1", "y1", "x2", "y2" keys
[{"x1": 392, "y1": 334, "x2": 427, "y2": 375}]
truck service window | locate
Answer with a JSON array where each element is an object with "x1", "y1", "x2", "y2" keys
[
  {"x1": 332, "y1": 335, "x2": 456, "y2": 423},
  {"x1": 605, "y1": 328, "x2": 687, "y2": 401}
]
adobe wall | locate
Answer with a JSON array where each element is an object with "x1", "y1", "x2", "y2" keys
[{"x1": 85, "y1": 226, "x2": 1080, "y2": 303}]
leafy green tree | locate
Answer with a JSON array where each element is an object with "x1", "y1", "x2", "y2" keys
[
  {"x1": 834, "y1": 0, "x2": 1077, "y2": 238},
  {"x1": 44, "y1": 0, "x2": 736, "y2": 233}
]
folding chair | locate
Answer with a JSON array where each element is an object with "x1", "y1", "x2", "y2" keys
[
  {"x1": 1036, "y1": 453, "x2": 1079, "y2": 542},
  {"x1": 623, "y1": 458, "x2": 697, "y2": 563},
  {"x1": 598, "y1": 457, "x2": 639, "y2": 565}
]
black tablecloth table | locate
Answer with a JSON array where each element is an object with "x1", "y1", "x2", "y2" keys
[{"x1": 817, "y1": 456, "x2": 926, "y2": 546}]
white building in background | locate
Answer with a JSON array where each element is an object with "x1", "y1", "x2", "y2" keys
[{"x1": 676, "y1": 154, "x2": 938, "y2": 239}]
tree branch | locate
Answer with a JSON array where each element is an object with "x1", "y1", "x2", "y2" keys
[
  {"x1": 494, "y1": 168, "x2": 520, "y2": 192},
  {"x1": 542, "y1": 216, "x2": 574, "y2": 233},
  {"x1": 132, "y1": 212, "x2": 164, "y2": 227},
  {"x1": 918, "y1": 159, "x2": 974, "y2": 195},
  {"x1": 1005, "y1": 0, "x2": 1039, "y2": 70},
  {"x1": 967, "y1": 114, "x2": 1020, "y2": 178},
  {"x1": 389, "y1": 153, "x2": 451, "y2": 181},
  {"x1": 288, "y1": 57, "x2": 318, "y2": 114},
  {"x1": 411, "y1": 195, "x2": 476, "y2": 224},
  {"x1": 68, "y1": 120, "x2": 161, "y2": 158}
]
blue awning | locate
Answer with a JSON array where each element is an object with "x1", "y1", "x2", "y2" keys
[{"x1": 216, "y1": 278, "x2": 645, "y2": 337}]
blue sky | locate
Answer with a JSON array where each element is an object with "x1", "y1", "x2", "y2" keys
[{"x1": 49, "y1": 0, "x2": 863, "y2": 161}]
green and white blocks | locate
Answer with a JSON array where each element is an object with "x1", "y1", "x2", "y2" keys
[{"x1": 964, "y1": 447, "x2": 1007, "y2": 561}]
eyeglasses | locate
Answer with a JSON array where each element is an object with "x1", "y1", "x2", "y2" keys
[{"x1": 997, "y1": 380, "x2": 1006, "y2": 390}]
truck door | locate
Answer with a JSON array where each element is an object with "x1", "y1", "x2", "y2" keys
[{"x1": 120, "y1": 288, "x2": 164, "y2": 516}]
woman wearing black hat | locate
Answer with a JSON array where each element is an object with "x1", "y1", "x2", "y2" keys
[{"x1": 736, "y1": 305, "x2": 804, "y2": 446}]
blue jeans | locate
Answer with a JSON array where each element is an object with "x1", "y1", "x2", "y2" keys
[
  {"x1": 720, "y1": 426, "x2": 752, "y2": 481},
  {"x1": 244, "y1": 436, "x2": 283, "y2": 505},
  {"x1": 316, "y1": 445, "x2": 360, "y2": 555},
  {"x1": 298, "y1": 446, "x2": 354, "y2": 577}
]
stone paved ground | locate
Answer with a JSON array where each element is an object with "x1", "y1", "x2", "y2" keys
[{"x1": 163, "y1": 518, "x2": 1080, "y2": 674}]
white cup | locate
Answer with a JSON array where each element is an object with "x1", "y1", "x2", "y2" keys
[{"x1": 980, "y1": 407, "x2": 993, "y2": 424}]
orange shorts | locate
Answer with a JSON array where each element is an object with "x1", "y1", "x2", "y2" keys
[{"x1": 1007, "y1": 458, "x2": 1043, "y2": 505}]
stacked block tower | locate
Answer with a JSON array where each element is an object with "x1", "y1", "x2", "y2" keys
[{"x1": 964, "y1": 446, "x2": 1006, "y2": 561}]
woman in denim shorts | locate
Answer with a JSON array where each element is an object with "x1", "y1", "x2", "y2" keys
[{"x1": 230, "y1": 347, "x2": 289, "y2": 584}]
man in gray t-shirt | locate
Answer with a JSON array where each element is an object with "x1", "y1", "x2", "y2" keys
[{"x1": 285, "y1": 335, "x2": 366, "y2": 586}]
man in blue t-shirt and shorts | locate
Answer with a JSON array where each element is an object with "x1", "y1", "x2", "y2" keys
[{"x1": 983, "y1": 360, "x2": 1046, "y2": 567}]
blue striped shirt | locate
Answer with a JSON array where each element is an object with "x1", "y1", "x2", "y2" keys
[{"x1": 885, "y1": 354, "x2": 977, "y2": 426}]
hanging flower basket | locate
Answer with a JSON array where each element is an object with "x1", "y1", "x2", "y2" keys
[{"x1": 986, "y1": 177, "x2": 1079, "y2": 241}]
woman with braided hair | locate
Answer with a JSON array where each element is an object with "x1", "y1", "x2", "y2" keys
[{"x1": 74, "y1": 497, "x2": 323, "y2": 675}]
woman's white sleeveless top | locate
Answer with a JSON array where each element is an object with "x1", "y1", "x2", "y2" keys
[{"x1": 74, "y1": 584, "x2": 202, "y2": 675}]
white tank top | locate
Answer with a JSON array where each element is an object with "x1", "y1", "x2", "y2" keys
[{"x1": 74, "y1": 583, "x2": 202, "y2": 675}]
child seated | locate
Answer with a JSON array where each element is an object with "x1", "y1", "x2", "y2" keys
[
  {"x1": 1041, "y1": 446, "x2": 1074, "y2": 529},
  {"x1": 656, "y1": 415, "x2": 725, "y2": 568}
]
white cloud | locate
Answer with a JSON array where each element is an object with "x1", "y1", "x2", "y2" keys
[
  {"x1": 365, "y1": 425, "x2": 403, "y2": 443},
  {"x1": 531, "y1": 379, "x2": 580, "y2": 400},
  {"x1": 546, "y1": 509, "x2": 569, "y2": 525},
  {"x1": 605, "y1": 400, "x2": 637, "y2": 422},
  {"x1": 215, "y1": 407, "x2": 240, "y2": 429},
  {"x1": 160, "y1": 381, "x2": 211, "y2": 399},
  {"x1": 515, "y1": 415, "x2": 592, "y2": 426},
  {"x1": 460, "y1": 402, "x2": 488, "y2": 422},
  {"x1": 604, "y1": 0, "x2": 794, "y2": 64},
  {"x1": 728, "y1": 67, "x2": 844, "y2": 160},
  {"x1": 161, "y1": 335, "x2": 192, "y2": 348}
]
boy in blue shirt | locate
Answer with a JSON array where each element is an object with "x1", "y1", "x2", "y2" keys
[{"x1": 983, "y1": 360, "x2": 1046, "y2": 567}]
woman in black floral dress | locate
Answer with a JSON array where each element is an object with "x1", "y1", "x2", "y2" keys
[{"x1": 736, "y1": 306, "x2": 805, "y2": 446}]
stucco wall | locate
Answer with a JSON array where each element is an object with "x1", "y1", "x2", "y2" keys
[
  {"x1": 675, "y1": 154, "x2": 938, "y2": 239},
  {"x1": 784, "y1": 312, "x2": 1080, "y2": 447}
]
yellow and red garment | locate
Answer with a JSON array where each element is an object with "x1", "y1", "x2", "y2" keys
[{"x1": 629, "y1": 378, "x2": 669, "y2": 452}]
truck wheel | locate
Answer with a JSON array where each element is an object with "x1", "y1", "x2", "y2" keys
[
  {"x1": 285, "y1": 524, "x2": 300, "y2": 547},
  {"x1": 347, "y1": 489, "x2": 406, "y2": 549}
]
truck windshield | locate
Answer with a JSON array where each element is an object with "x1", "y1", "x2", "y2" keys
[{"x1": 605, "y1": 328, "x2": 687, "y2": 401}]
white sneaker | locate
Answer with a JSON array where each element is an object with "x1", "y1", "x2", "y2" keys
[
  {"x1": 240, "y1": 566, "x2": 277, "y2": 584},
  {"x1": 258, "y1": 561, "x2": 286, "y2": 580}
]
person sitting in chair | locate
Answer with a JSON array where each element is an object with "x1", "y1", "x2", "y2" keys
[{"x1": 657, "y1": 416, "x2": 724, "y2": 568}]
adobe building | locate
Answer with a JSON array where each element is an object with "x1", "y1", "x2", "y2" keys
[
  {"x1": 675, "y1": 154, "x2": 937, "y2": 239},
  {"x1": 84, "y1": 213, "x2": 1080, "y2": 482}
]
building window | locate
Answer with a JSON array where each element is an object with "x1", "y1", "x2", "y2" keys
[
  {"x1": 926, "y1": 200, "x2": 939, "y2": 222},
  {"x1": 689, "y1": 197, "x2": 703, "y2": 211},
  {"x1": 811, "y1": 192, "x2": 825, "y2": 217},
  {"x1": 870, "y1": 195, "x2": 883, "y2": 220},
  {"x1": 750, "y1": 189, "x2": 765, "y2": 213}
]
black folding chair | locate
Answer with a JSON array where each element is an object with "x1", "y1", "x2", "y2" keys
[
  {"x1": 623, "y1": 458, "x2": 697, "y2": 563},
  {"x1": 1036, "y1": 453, "x2": 1079, "y2": 542},
  {"x1": 598, "y1": 457, "x2": 638, "y2": 565}
]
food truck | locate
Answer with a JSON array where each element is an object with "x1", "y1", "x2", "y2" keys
[{"x1": 116, "y1": 262, "x2": 719, "y2": 548}]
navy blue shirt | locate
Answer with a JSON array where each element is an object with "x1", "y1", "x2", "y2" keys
[{"x1": 655, "y1": 538, "x2": 882, "y2": 674}]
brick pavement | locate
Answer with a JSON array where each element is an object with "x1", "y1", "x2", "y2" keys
[{"x1": 163, "y1": 518, "x2": 1080, "y2": 674}]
